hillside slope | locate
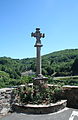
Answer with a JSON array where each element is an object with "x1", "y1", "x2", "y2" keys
[
  {"x1": 42, "y1": 49, "x2": 78, "y2": 76},
  {"x1": 0, "y1": 49, "x2": 78, "y2": 78}
]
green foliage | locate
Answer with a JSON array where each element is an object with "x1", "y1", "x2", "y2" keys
[
  {"x1": 42, "y1": 49, "x2": 78, "y2": 76},
  {"x1": 0, "y1": 71, "x2": 10, "y2": 88},
  {"x1": 0, "y1": 49, "x2": 78, "y2": 78},
  {"x1": 0, "y1": 70, "x2": 33, "y2": 88},
  {"x1": 20, "y1": 76, "x2": 33, "y2": 83},
  {"x1": 50, "y1": 76, "x2": 78, "y2": 86},
  {"x1": 12, "y1": 84, "x2": 63, "y2": 104},
  {"x1": 71, "y1": 57, "x2": 78, "y2": 75},
  {"x1": 0, "y1": 49, "x2": 78, "y2": 88}
]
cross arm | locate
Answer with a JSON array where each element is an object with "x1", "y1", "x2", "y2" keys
[
  {"x1": 31, "y1": 32, "x2": 35, "y2": 37},
  {"x1": 41, "y1": 33, "x2": 45, "y2": 38}
]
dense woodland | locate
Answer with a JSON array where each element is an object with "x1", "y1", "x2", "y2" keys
[{"x1": 0, "y1": 49, "x2": 78, "y2": 88}]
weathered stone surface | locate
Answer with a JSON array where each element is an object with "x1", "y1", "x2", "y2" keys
[
  {"x1": 0, "y1": 108, "x2": 10, "y2": 115},
  {"x1": 0, "y1": 88, "x2": 12, "y2": 116},
  {"x1": 12, "y1": 100, "x2": 67, "y2": 114},
  {"x1": 63, "y1": 86, "x2": 78, "y2": 108},
  {"x1": 31, "y1": 28, "x2": 45, "y2": 77}
]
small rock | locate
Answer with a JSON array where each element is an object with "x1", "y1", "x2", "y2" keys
[{"x1": 0, "y1": 108, "x2": 9, "y2": 115}]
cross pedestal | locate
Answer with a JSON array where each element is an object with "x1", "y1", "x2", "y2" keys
[{"x1": 31, "y1": 28, "x2": 48, "y2": 86}]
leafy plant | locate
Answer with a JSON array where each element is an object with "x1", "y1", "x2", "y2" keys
[{"x1": 12, "y1": 84, "x2": 63, "y2": 105}]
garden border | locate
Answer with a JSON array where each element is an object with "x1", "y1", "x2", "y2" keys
[{"x1": 12, "y1": 100, "x2": 67, "y2": 114}]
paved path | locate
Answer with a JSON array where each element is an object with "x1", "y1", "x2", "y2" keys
[{"x1": 0, "y1": 108, "x2": 78, "y2": 120}]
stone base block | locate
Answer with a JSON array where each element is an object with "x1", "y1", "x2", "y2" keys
[{"x1": 33, "y1": 76, "x2": 48, "y2": 86}]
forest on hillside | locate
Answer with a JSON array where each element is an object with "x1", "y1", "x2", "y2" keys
[{"x1": 0, "y1": 49, "x2": 78, "y2": 88}]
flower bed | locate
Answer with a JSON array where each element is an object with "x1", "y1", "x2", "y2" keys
[
  {"x1": 11, "y1": 84, "x2": 67, "y2": 114},
  {"x1": 12, "y1": 84, "x2": 64, "y2": 105}
]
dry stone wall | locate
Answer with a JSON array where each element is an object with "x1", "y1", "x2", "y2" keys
[{"x1": 0, "y1": 88, "x2": 13, "y2": 116}]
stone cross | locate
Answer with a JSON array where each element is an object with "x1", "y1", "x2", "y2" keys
[{"x1": 31, "y1": 28, "x2": 45, "y2": 77}]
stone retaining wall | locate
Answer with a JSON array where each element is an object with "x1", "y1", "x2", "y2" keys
[
  {"x1": 0, "y1": 88, "x2": 13, "y2": 116},
  {"x1": 63, "y1": 86, "x2": 78, "y2": 108},
  {"x1": 12, "y1": 100, "x2": 67, "y2": 114}
]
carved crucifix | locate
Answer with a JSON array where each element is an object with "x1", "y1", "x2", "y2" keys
[{"x1": 31, "y1": 28, "x2": 45, "y2": 77}]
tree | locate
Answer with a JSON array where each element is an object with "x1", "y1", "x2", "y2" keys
[{"x1": 72, "y1": 57, "x2": 78, "y2": 75}]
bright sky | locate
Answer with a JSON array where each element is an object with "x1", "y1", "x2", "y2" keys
[{"x1": 0, "y1": 0, "x2": 78, "y2": 59}]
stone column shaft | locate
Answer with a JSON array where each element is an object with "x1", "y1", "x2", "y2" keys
[{"x1": 36, "y1": 47, "x2": 41, "y2": 76}]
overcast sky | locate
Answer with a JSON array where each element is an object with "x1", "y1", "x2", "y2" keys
[{"x1": 0, "y1": 0, "x2": 78, "y2": 59}]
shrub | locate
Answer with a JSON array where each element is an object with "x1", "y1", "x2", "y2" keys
[{"x1": 12, "y1": 84, "x2": 63, "y2": 105}]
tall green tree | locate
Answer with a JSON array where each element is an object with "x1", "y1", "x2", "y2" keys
[{"x1": 72, "y1": 57, "x2": 78, "y2": 75}]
